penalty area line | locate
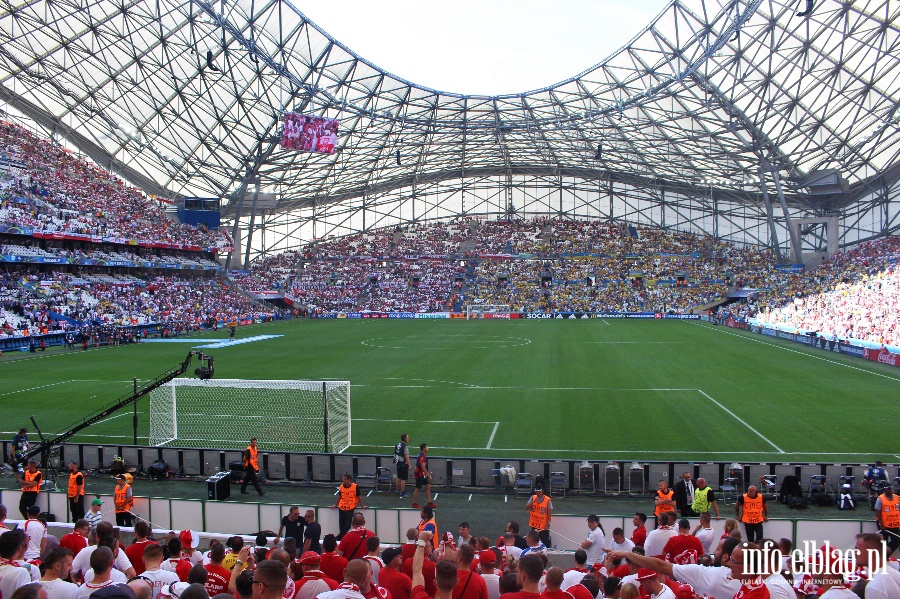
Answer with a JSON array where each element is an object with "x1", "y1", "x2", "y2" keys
[
  {"x1": 486, "y1": 423, "x2": 500, "y2": 449},
  {"x1": 696, "y1": 389, "x2": 785, "y2": 454}
]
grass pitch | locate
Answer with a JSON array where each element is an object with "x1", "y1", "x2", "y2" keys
[{"x1": 1, "y1": 318, "x2": 898, "y2": 462}]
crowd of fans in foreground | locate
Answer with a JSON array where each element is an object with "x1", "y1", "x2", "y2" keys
[
  {"x1": 0, "y1": 121, "x2": 226, "y2": 250},
  {"x1": 0, "y1": 502, "x2": 897, "y2": 599}
]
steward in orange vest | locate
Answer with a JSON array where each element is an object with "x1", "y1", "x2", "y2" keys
[
  {"x1": 736, "y1": 485, "x2": 768, "y2": 543},
  {"x1": 241, "y1": 437, "x2": 265, "y2": 496},
  {"x1": 876, "y1": 487, "x2": 900, "y2": 554},
  {"x1": 113, "y1": 474, "x2": 134, "y2": 527},
  {"x1": 332, "y1": 473, "x2": 364, "y2": 540},
  {"x1": 416, "y1": 505, "x2": 439, "y2": 551},
  {"x1": 525, "y1": 485, "x2": 553, "y2": 547},
  {"x1": 68, "y1": 461, "x2": 86, "y2": 521},
  {"x1": 18, "y1": 460, "x2": 42, "y2": 519},
  {"x1": 654, "y1": 481, "x2": 676, "y2": 517}
]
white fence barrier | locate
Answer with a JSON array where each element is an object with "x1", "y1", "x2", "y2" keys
[{"x1": 0, "y1": 489, "x2": 881, "y2": 550}]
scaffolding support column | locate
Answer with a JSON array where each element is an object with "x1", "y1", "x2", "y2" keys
[
  {"x1": 758, "y1": 166, "x2": 783, "y2": 263},
  {"x1": 770, "y1": 164, "x2": 803, "y2": 264}
]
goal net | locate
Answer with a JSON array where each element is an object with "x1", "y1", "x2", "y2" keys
[
  {"x1": 466, "y1": 304, "x2": 512, "y2": 319},
  {"x1": 148, "y1": 379, "x2": 351, "y2": 453}
]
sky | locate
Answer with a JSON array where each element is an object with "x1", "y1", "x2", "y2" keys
[{"x1": 296, "y1": 0, "x2": 672, "y2": 96}]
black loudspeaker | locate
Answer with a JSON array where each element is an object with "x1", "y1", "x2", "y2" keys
[
  {"x1": 229, "y1": 461, "x2": 245, "y2": 482},
  {"x1": 207, "y1": 472, "x2": 231, "y2": 500}
]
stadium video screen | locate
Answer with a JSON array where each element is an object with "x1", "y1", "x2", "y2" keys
[{"x1": 281, "y1": 113, "x2": 339, "y2": 154}]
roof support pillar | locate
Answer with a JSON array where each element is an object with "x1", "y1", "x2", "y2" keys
[
  {"x1": 243, "y1": 178, "x2": 262, "y2": 269},
  {"x1": 770, "y1": 165, "x2": 803, "y2": 264},
  {"x1": 758, "y1": 166, "x2": 783, "y2": 263}
]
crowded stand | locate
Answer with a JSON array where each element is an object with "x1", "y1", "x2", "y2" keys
[
  {"x1": 245, "y1": 219, "x2": 745, "y2": 314},
  {"x1": 746, "y1": 236, "x2": 900, "y2": 347},
  {"x1": 0, "y1": 497, "x2": 897, "y2": 599},
  {"x1": 0, "y1": 121, "x2": 227, "y2": 251},
  {"x1": 284, "y1": 259, "x2": 463, "y2": 313},
  {"x1": 0, "y1": 268, "x2": 276, "y2": 341},
  {"x1": 4, "y1": 112, "x2": 899, "y2": 344}
]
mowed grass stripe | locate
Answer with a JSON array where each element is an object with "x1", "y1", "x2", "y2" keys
[{"x1": 1, "y1": 319, "x2": 897, "y2": 460}]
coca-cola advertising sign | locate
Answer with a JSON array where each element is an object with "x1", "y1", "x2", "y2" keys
[{"x1": 864, "y1": 347, "x2": 900, "y2": 368}]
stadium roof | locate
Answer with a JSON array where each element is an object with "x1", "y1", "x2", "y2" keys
[{"x1": 1, "y1": 0, "x2": 898, "y2": 220}]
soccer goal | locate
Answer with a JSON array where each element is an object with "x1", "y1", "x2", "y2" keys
[
  {"x1": 148, "y1": 379, "x2": 351, "y2": 453},
  {"x1": 466, "y1": 304, "x2": 512, "y2": 319}
]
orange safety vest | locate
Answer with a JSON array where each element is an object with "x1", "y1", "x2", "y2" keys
[
  {"x1": 655, "y1": 489, "x2": 674, "y2": 516},
  {"x1": 338, "y1": 483, "x2": 358, "y2": 511},
  {"x1": 528, "y1": 495, "x2": 551, "y2": 530},
  {"x1": 244, "y1": 446, "x2": 259, "y2": 470},
  {"x1": 114, "y1": 483, "x2": 133, "y2": 513},
  {"x1": 23, "y1": 469, "x2": 41, "y2": 494},
  {"x1": 417, "y1": 517, "x2": 439, "y2": 551},
  {"x1": 741, "y1": 493, "x2": 764, "y2": 524},
  {"x1": 880, "y1": 493, "x2": 900, "y2": 529},
  {"x1": 68, "y1": 470, "x2": 84, "y2": 499}
]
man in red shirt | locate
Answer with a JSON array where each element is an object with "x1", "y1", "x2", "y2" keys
[
  {"x1": 204, "y1": 543, "x2": 231, "y2": 596},
  {"x1": 540, "y1": 568, "x2": 569, "y2": 599},
  {"x1": 412, "y1": 531, "x2": 455, "y2": 599},
  {"x1": 380, "y1": 548, "x2": 412, "y2": 599},
  {"x1": 662, "y1": 520, "x2": 704, "y2": 565},
  {"x1": 338, "y1": 514, "x2": 377, "y2": 561},
  {"x1": 411, "y1": 444, "x2": 437, "y2": 509},
  {"x1": 403, "y1": 539, "x2": 436, "y2": 597},
  {"x1": 499, "y1": 553, "x2": 543, "y2": 599},
  {"x1": 360, "y1": 558, "x2": 392, "y2": 599},
  {"x1": 294, "y1": 551, "x2": 340, "y2": 599},
  {"x1": 452, "y1": 545, "x2": 487, "y2": 599},
  {"x1": 60, "y1": 519, "x2": 89, "y2": 556},
  {"x1": 321, "y1": 534, "x2": 349, "y2": 583},
  {"x1": 631, "y1": 513, "x2": 647, "y2": 549},
  {"x1": 125, "y1": 521, "x2": 155, "y2": 575},
  {"x1": 401, "y1": 529, "x2": 419, "y2": 563}
]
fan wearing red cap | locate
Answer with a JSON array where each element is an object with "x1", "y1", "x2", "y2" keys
[
  {"x1": 294, "y1": 551, "x2": 340, "y2": 599},
  {"x1": 636, "y1": 568, "x2": 673, "y2": 599},
  {"x1": 178, "y1": 531, "x2": 203, "y2": 565},
  {"x1": 478, "y1": 550, "x2": 500, "y2": 599}
]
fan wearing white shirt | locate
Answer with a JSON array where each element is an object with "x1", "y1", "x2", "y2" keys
[
  {"x1": 0, "y1": 530, "x2": 33, "y2": 599},
  {"x1": 854, "y1": 533, "x2": 900, "y2": 599},
  {"x1": 23, "y1": 505, "x2": 48, "y2": 561},
  {"x1": 605, "y1": 528, "x2": 634, "y2": 554},
  {"x1": 75, "y1": 547, "x2": 117, "y2": 599},
  {"x1": 692, "y1": 513, "x2": 716, "y2": 555},
  {"x1": 39, "y1": 547, "x2": 79, "y2": 599},
  {"x1": 607, "y1": 537, "x2": 743, "y2": 599},
  {"x1": 140, "y1": 544, "x2": 181, "y2": 599},
  {"x1": 643, "y1": 512, "x2": 677, "y2": 558},
  {"x1": 581, "y1": 515, "x2": 606, "y2": 567},
  {"x1": 72, "y1": 524, "x2": 135, "y2": 583}
]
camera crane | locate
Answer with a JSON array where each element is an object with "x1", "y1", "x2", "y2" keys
[{"x1": 8, "y1": 350, "x2": 215, "y2": 471}]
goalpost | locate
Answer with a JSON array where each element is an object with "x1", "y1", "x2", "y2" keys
[
  {"x1": 466, "y1": 304, "x2": 512, "y2": 320},
  {"x1": 148, "y1": 379, "x2": 351, "y2": 453}
]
